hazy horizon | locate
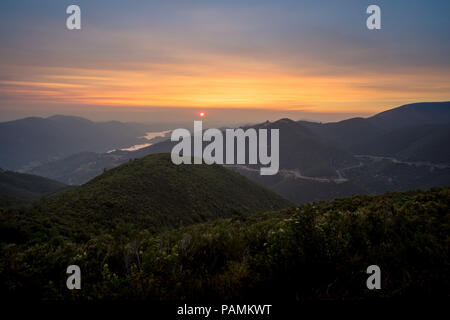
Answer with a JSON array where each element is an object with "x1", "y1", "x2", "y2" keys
[
  {"x1": 0, "y1": 104, "x2": 377, "y2": 125},
  {"x1": 1, "y1": 0, "x2": 450, "y2": 124}
]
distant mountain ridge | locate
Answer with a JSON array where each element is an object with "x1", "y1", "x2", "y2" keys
[
  {"x1": 249, "y1": 118, "x2": 357, "y2": 176},
  {"x1": 25, "y1": 116, "x2": 358, "y2": 184},
  {"x1": 300, "y1": 101, "x2": 450, "y2": 163},
  {"x1": 352, "y1": 123, "x2": 450, "y2": 163},
  {"x1": 15, "y1": 101, "x2": 450, "y2": 204},
  {"x1": 369, "y1": 101, "x2": 450, "y2": 130},
  {"x1": 0, "y1": 115, "x2": 160, "y2": 170}
]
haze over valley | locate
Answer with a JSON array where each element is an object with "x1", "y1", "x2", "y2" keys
[{"x1": 2, "y1": 101, "x2": 447, "y2": 204}]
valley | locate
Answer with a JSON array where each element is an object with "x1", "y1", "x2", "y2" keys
[
  {"x1": 0, "y1": 102, "x2": 448, "y2": 301},
  {"x1": 8, "y1": 102, "x2": 448, "y2": 205},
  {"x1": 1, "y1": 0, "x2": 448, "y2": 305}
]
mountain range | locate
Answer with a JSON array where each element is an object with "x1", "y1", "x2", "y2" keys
[
  {"x1": 234, "y1": 102, "x2": 450, "y2": 203},
  {"x1": 299, "y1": 101, "x2": 450, "y2": 163},
  {"x1": 0, "y1": 114, "x2": 448, "y2": 299},
  {"x1": 0, "y1": 115, "x2": 168, "y2": 171},
  {"x1": 12, "y1": 101, "x2": 449, "y2": 204}
]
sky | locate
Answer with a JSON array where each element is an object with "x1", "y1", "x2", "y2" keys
[{"x1": 0, "y1": 0, "x2": 449, "y2": 124}]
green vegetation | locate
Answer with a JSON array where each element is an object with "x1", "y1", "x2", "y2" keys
[
  {"x1": 26, "y1": 153, "x2": 289, "y2": 236},
  {"x1": 0, "y1": 180, "x2": 448, "y2": 300},
  {"x1": 0, "y1": 152, "x2": 290, "y2": 257},
  {"x1": 0, "y1": 169, "x2": 67, "y2": 207}
]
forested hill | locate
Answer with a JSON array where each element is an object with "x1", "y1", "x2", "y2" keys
[
  {"x1": 0, "y1": 186, "x2": 448, "y2": 300},
  {"x1": 0, "y1": 153, "x2": 291, "y2": 240},
  {"x1": 0, "y1": 169, "x2": 67, "y2": 207}
]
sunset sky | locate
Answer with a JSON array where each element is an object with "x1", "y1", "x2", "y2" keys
[{"x1": 0, "y1": 0, "x2": 449, "y2": 124}]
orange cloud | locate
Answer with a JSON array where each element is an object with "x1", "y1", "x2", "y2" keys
[{"x1": 1, "y1": 58, "x2": 449, "y2": 114}]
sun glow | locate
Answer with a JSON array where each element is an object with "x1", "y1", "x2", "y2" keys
[{"x1": 1, "y1": 60, "x2": 449, "y2": 114}]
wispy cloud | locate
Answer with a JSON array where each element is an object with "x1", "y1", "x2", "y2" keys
[{"x1": 0, "y1": 0, "x2": 449, "y2": 117}]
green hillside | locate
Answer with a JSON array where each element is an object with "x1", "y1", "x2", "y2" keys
[
  {"x1": 0, "y1": 169, "x2": 67, "y2": 206},
  {"x1": 2, "y1": 153, "x2": 291, "y2": 241},
  {"x1": 0, "y1": 186, "x2": 448, "y2": 300},
  {"x1": 137, "y1": 187, "x2": 449, "y2": 301}
]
